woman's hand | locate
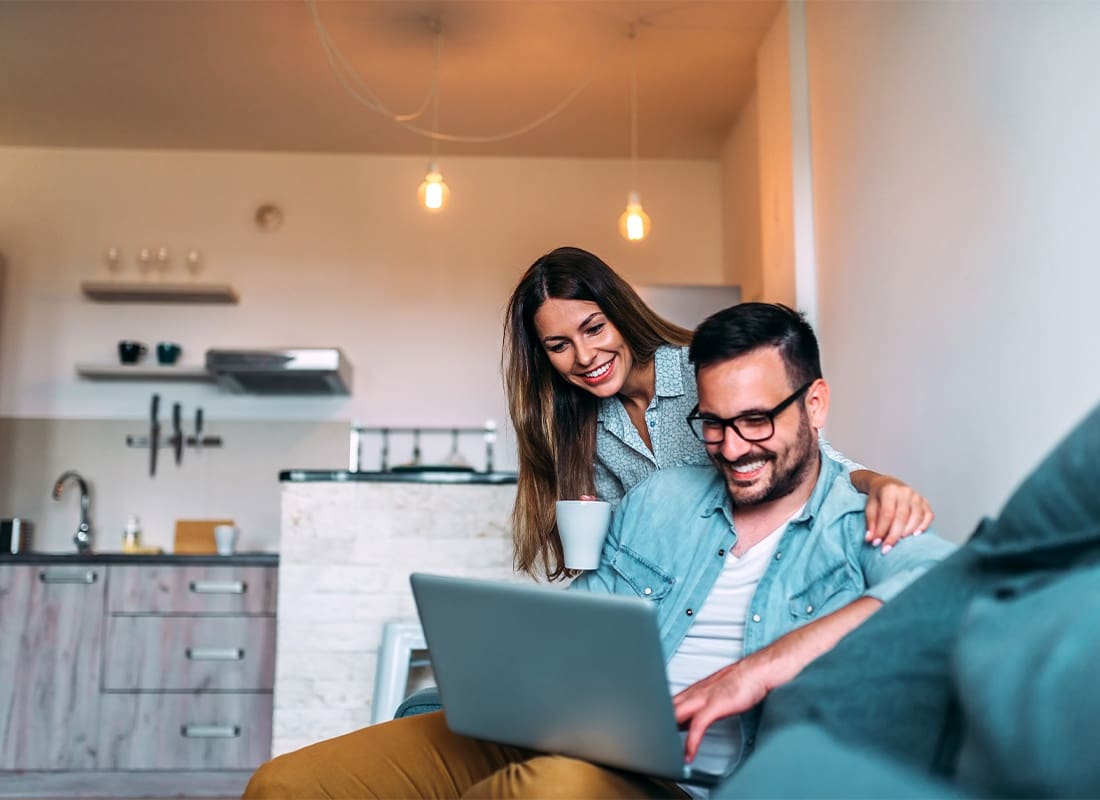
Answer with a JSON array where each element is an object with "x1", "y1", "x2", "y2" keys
[{"x1": 849, "y1": 470, "x2": 934, "y2": 553}]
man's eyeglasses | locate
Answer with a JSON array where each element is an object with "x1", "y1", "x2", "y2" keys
[{"x1": 686, "y1": 382, "x2": 814, "y2": 444}]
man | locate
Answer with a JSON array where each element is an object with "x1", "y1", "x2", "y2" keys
[
  {"x1": 572, "y1": 302, "x2": 954, "y2": 785},
  {"x1": 245, "y1": 303, "x2": 953, "y2": 799}
]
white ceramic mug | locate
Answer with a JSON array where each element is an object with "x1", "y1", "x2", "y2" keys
[
  {"x1": 213, "y1": 524, "x2": 239, "y2": 556},
  {"x1": 555, "y1": 500, "x2": 612, "y2": 571}
]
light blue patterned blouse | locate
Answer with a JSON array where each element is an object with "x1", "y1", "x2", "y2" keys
[{"x1": 593, "y1": 345, "x2": 863, "y2": 505}]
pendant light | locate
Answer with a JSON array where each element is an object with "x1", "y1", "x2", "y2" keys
[
  {"x1": 418, "y1": 162, "x2": 449, "y2": 211},
  {"x1": 619, "y1": 28, "x2": 650, "y2": 241},
  {"x1": 418, "y1": 23, "x2": 450, "y2": 212}
]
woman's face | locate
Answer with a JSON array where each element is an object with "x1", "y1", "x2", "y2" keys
[{"x1": 532, "y1": 298, "x2": 636, "y2": 398}]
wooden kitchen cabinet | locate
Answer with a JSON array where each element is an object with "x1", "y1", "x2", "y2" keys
[
  {"x1": 0, "y1": 563, "x2": 106, "y2": 770},
  {"x1": 96, "y1": 563, "x2": 278, "y2": 770},
  {"x1": 0, "y1": 555, "x2": 278, "y2": 792},
  {"x1": 98, "y1": 693, "x2": 274, "y2": 770}
]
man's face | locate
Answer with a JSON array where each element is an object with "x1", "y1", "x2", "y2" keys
[{"x1": 696, "y1": 347, "x2": 825, "y2": 508}]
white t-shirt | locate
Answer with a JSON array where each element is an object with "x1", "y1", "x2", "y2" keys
[{"x1": 666, "y1": 514, "x2": 794, "y2": 799}]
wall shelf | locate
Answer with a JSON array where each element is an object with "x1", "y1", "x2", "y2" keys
[
  {"x1": 75, "y1": 364, "x2": 216, "y2": 382},
  {"x1": 81, "y1": 281, "x2": 239, "y2": 304}
]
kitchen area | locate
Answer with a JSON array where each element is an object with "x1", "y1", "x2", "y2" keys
[
  {"x1": 0, "y1": 118, "x2": 731, "y2": 800},
  {"x1": 0, "y1": 1, "x2": 764, "y2": 796}
]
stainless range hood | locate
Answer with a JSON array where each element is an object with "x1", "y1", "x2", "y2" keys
[{"x1": 205, "y1": 348, "x2": 352, "y2": 395}]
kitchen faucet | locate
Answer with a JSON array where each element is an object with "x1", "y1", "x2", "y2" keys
[{"x1": 52, "y1": 470, "x2": 93, "y2": 553}]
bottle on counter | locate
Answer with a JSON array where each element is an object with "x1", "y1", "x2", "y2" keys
[{"x1": 122, "y1": 513, "x2": 142, "y2": 553}]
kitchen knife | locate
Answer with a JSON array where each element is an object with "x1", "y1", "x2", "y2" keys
[
  {"x1": 172, "y1": 402, "x2": 183, "y2": 466},
  {"x1": 149, "y1": 394, "x2": 160, "y2": 477}
]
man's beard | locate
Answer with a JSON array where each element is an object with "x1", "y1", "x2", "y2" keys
[{"x1": 712, "y1": 411, "x2": 819, "y2": 508}]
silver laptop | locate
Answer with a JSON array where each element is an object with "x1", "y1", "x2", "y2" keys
[{"x1": 409, "y1": 572, "x2": 725, "y2": 786}]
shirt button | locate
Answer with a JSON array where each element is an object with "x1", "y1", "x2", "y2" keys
[
  {"x1": 643, "y1": 587, "x2": 653, "y2": 596},
  {"x1": 774, "y1": 552, "x2": 782, "y2": 560},
  {"x1": 717, "y1": 549, "x2": 725, "y2": 557},
  {"x1": 752, "y1": 614, "x2": 761, "y2": 623},
  {"x1": 806, "y1": 605, "x2": 814, "y2": 614},
  {"x1": 686, "y1": 609, "x2": 694, "y2": 617}
]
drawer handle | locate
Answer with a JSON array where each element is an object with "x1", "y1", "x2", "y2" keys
[
  {"x1": 189, "y1": 580, "x2": 247, "y2": 595},
  {"x1": 39, "y1": 570, "x2": 97, "y2": 585},
  {"x1": 180, "y1": 724, "x2": 241, "y2": 739},
  {"x1": 186, "y1": 647, "x2": 245, "y2": 661}
]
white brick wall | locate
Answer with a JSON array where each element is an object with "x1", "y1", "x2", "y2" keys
[{"x1": 271, "y1": 481, "x2": 522, "y2": 755}]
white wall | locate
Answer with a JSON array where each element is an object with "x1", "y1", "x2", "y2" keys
[
  {"x1": 755, "y1": 3, "x2": 797, "y2": 308},
  {"x1": 0, "y1": 146, "x2": 723, "y2": 550},
  {"x1": 0, "y1": 147, "x2": 722, "y2": 423},
  {"x1": 806, "y1": 0, "x2": 1100, "y2": 540},
  {"x1": 720, "y1": 93, "x2": 762, "y2": 297}
]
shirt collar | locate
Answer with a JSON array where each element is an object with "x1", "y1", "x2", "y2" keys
[
  {"x1": 654, "y1": 344, "x2": 687, "y2": 399},
  {"x1": 597, "y1": 344, "x2": 686, "y2": 426},
  {"x1": 793, "y1": 449, "x2": 846, "y2": 525},
  {"x1": 698, "y1": 444, "x2": 856, "y2": 526}
]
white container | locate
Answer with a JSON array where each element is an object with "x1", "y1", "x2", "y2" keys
[
  {"x1": 122, "y1": 514, "x2": 142, "y2": 553},
  {"x1": 214, "y1": 524, "x2": 239, "y2": 556}
]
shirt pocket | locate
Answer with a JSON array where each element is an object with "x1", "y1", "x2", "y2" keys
[
  {"x1": 608, "y1": 545, "x2": 676, "y2": 602},
  {"x1": 788, "y1": 563, "x2": 859, "y2": 622}
]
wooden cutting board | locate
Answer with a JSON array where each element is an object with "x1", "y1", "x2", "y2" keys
[{"x1": 173, "y1": 519, "x2": 234, "y2": 554}]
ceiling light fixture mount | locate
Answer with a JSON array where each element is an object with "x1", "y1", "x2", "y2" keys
[{"x1": 619, "y1": 26, "x2": 650, "y2": 242}]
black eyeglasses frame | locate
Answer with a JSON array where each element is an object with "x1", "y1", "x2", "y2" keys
[{"x1": 685, "y1": 381, "x2": 815, "y2": 445}]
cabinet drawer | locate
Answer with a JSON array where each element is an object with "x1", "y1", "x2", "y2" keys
[
  {"x1": 108, "y1": 565, "x2": 277, "y2": 614},
  {"x1": 97, "y1": 692, "x2": 272, "y2": 770},
  {"x1": 104, "y1": 616, "x2": 276, "y2": 690}
]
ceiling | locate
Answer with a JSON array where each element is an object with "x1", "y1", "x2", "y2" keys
[{"x1": 0, "y1": 0, "x2": 779, "y2": 160}]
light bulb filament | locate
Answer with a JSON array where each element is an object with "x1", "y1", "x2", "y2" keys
[
  {"x1": 619, "y1": 193, "x2": 651, "y2": 242},
  {"x1": 418, "y1": 165, "x2": 450, "y2": 212}
]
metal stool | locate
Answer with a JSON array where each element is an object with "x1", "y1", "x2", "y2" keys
[{"x1": 371, "y1": 621, "x2": 429, "y2": 724}]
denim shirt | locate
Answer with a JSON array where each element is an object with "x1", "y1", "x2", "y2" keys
[{"x1": 571, "y1": 451, "x2": 956, "y2": 769}]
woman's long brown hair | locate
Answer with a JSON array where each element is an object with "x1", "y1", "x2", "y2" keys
[{"x1": 503, "y1": 247, "x2": 691, "y2": 581}]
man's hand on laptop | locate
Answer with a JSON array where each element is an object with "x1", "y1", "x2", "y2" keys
[
  {"x1": 673, "y1": 596, "x2": 884, "y2": 762},
  {"x1": 673, "y1": 657, "x2": 771, "y2": 762}
]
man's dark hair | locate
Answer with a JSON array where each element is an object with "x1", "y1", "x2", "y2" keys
[{"x1": 690, "y1": 303, "x2": 823, "y2": 388}]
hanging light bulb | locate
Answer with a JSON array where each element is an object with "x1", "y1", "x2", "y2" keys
[
  {"x1": 619, "y1": 191, "x2": 651, "y2": 241},
  {"x1": 418, "y1": 161, "x2": 450, "y2": 211},
  {"x1": 620, "y1": 28, "x2": 650, "y2": 242},
  {"x1": 418, "y1": 22, "x2": 450, "y2": 213}
]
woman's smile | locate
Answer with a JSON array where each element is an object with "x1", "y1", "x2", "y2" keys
[{"x1": 578, "y1": 355, "x2": 616, "y2": 386}]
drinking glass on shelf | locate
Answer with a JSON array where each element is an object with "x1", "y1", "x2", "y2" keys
[
  {"x1": 104, "y1": 246, "x2": 122, "y2": 279},
  {"x1": 185, "y1": 248, "x2": 202, "y2": 279},
  {"x1": 155, "y1": 246, "x2": 170, "y2": 280},
  {"x1": 137, "y1": 247, "x2": 154, "y2": 278}
]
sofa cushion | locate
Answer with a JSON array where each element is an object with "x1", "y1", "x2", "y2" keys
[
  {"x1": 713, "y1": 723, "x2": 963, "y2": 799},
  {"x1": 757, "y1": 402, "x2": 1100, "y2": 775},
  {"x1": 969, "y1": 403, "x2": 1100, "y2": 559},
  {"x1": 953, "y1": 560, "x2": 1100, "y2": 798}
]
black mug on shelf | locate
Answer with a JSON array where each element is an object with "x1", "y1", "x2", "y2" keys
[
  {"x1": 118, "y1": 340, "x2": 147, "y2": 364},
  {"x1": 156, "y1": 341, "x2": 182, "y2": 365}
]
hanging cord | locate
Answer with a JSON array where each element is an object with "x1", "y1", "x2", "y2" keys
[
  {"x1": 400, "y1": 21, "x2": 440, "y2": 124},
  {"x1": 305, "y1": 0, "x2": 624, "y2": 144},
  {"x1": 306, "y1": 0, "x2": 437, "y2": 122},
  {"x1": 629, "y1": 26, "x2": 639, "y2": 188}
]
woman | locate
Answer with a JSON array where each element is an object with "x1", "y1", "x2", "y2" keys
[{"x1": 504, "y1": 246, "x2": 933, "y2": 581}]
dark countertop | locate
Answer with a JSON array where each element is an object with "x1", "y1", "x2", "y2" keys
[
  {"x1": 0, "y1": 552, "x2": 279, "y2": 566},
  {"x1": 279, "y1": 469, "x2": 518, "y2": 485}
]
